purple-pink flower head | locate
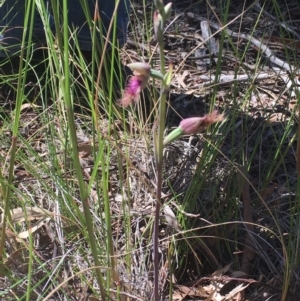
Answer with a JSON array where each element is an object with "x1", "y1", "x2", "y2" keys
[
  {"x1": 119, "y1": 63, "x2": 150, "y2": 108},
  {"x1": 179, "y1": 110, "x2": 224, "y2": 134}
]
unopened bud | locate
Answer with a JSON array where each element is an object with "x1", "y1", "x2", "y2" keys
[
  {"x1": 180, "y1": 111, "x2": 224, "y2": 134},
  {"x1": 179, "y1": 117, "x2": 205, "y2": 135},
  {"x1": 163, "y1": 110, "x2": 224, "y2": 144},
  {"x1": 164, "y1": 2, "x2": 172, "y2": 20},
  {"x1": 154, "y1": 11, "x2": 164, "y2": 43}
]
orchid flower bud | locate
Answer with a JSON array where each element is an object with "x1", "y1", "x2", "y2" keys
[
  {"x1": 163, "y1": 111, "x2": 224, "y2": 145},
  {"x1": 179, "y1": 117, "x2": 207, "y2": 135},
  {"x1": 154, "y1": 11, "x2": 164, "y2": 43},
  {"x1": 164, "y1": 2, "x2": 172, "y2": 20},
  {"x1": 180, "y1": 111, "x2": 224, "y2": 134}
]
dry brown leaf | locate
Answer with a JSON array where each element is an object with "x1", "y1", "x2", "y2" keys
[
  {"x1": 177, "y1": 284, "x2": 197, "y2": 296},
  {"x1": 205, "y1": 283, "x2": 222, "y2": 301},
  {"x1": 20, "y1": 103, "x2": 40, "y2": 111},
  {"x1": 195, "y1": 285, "x2": 210, "y2": 298},
  {"x1": 176, "y1": 283, "x2": 209, "y2": 299},
  {"x1": 0, "y1": 207, "x2": 52, "y2": 227},
  {"x1": 17, "y1": 217, "x2": 51, "y2": 239},
  {"x1": 163, "y1": 205, "x2": 181, "y2": 232},
  {"x1": 0, "y1": 248, "x2": 26, "y2": 277},
  {"x1": 277, "y1": 184, "x2": 289, "y2": 195},
  {"x1": 79, "y1": 157, "x2": 89, "y2": 168},
  {"x1": 230, "y1": 271, "x2": 248, "y2": 278},
  {"x1": 78, "y1": 142, "x2": 92, "y2": 157},
  {"x1": 212, "y1": 263, "x2": 232, "y2": 277},
  {"x1": 177, "y1": 70, "x2": 189, "y2": 89},
  {"x1": 267, "y1": 113, "x2": 286, "y2": 123},
  {"x1": 261, "y1": 183, "x2": 276, "y2": 201},
  {"x1": 172, "y1": 291, "x2": 185, "y2": 301},
  {"x1": 225, "y1": 283, "x2": 249, "y2": 300}
]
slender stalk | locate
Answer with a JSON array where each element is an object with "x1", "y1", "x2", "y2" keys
[
  {"x1": 153, "y1": 16, "x2": 168, "y2": 301},
  {"x1": 296, "y1": 105, "x2": 300, "y2": 176}
]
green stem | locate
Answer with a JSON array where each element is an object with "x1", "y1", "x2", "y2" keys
[{"x1": 153, "y1": 35, "x2": 167, "y2": 301}]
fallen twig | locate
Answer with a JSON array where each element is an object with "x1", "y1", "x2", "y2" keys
[
  {"x1": 254, "y1": 3, "x2": 300, "y2": 40},
  {"x1": 199, "y1": 72, "x2": 270, "y2": 85},
  {"x1": 187, "y1": 12, "x2": 297, "y2": 73}
]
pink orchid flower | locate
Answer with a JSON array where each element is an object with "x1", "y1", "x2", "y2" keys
[
  {"x1": 119, "y1": 63, "x2": 150, "y2": 108},
  {"x1": 179, "y1": 110, "x2": 224, "y2": 135},
  {"x1": 164, "y1": 110, "x2": 224, "y2": 145}
]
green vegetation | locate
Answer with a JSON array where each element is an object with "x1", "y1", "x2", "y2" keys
[{"x1": 0, "y1": 0, "x2": 300, "y2": 300}]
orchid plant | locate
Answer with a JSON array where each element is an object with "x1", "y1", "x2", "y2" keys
[{"x1": 120, "y1": 1, "x2": 223, "y2": 299}]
